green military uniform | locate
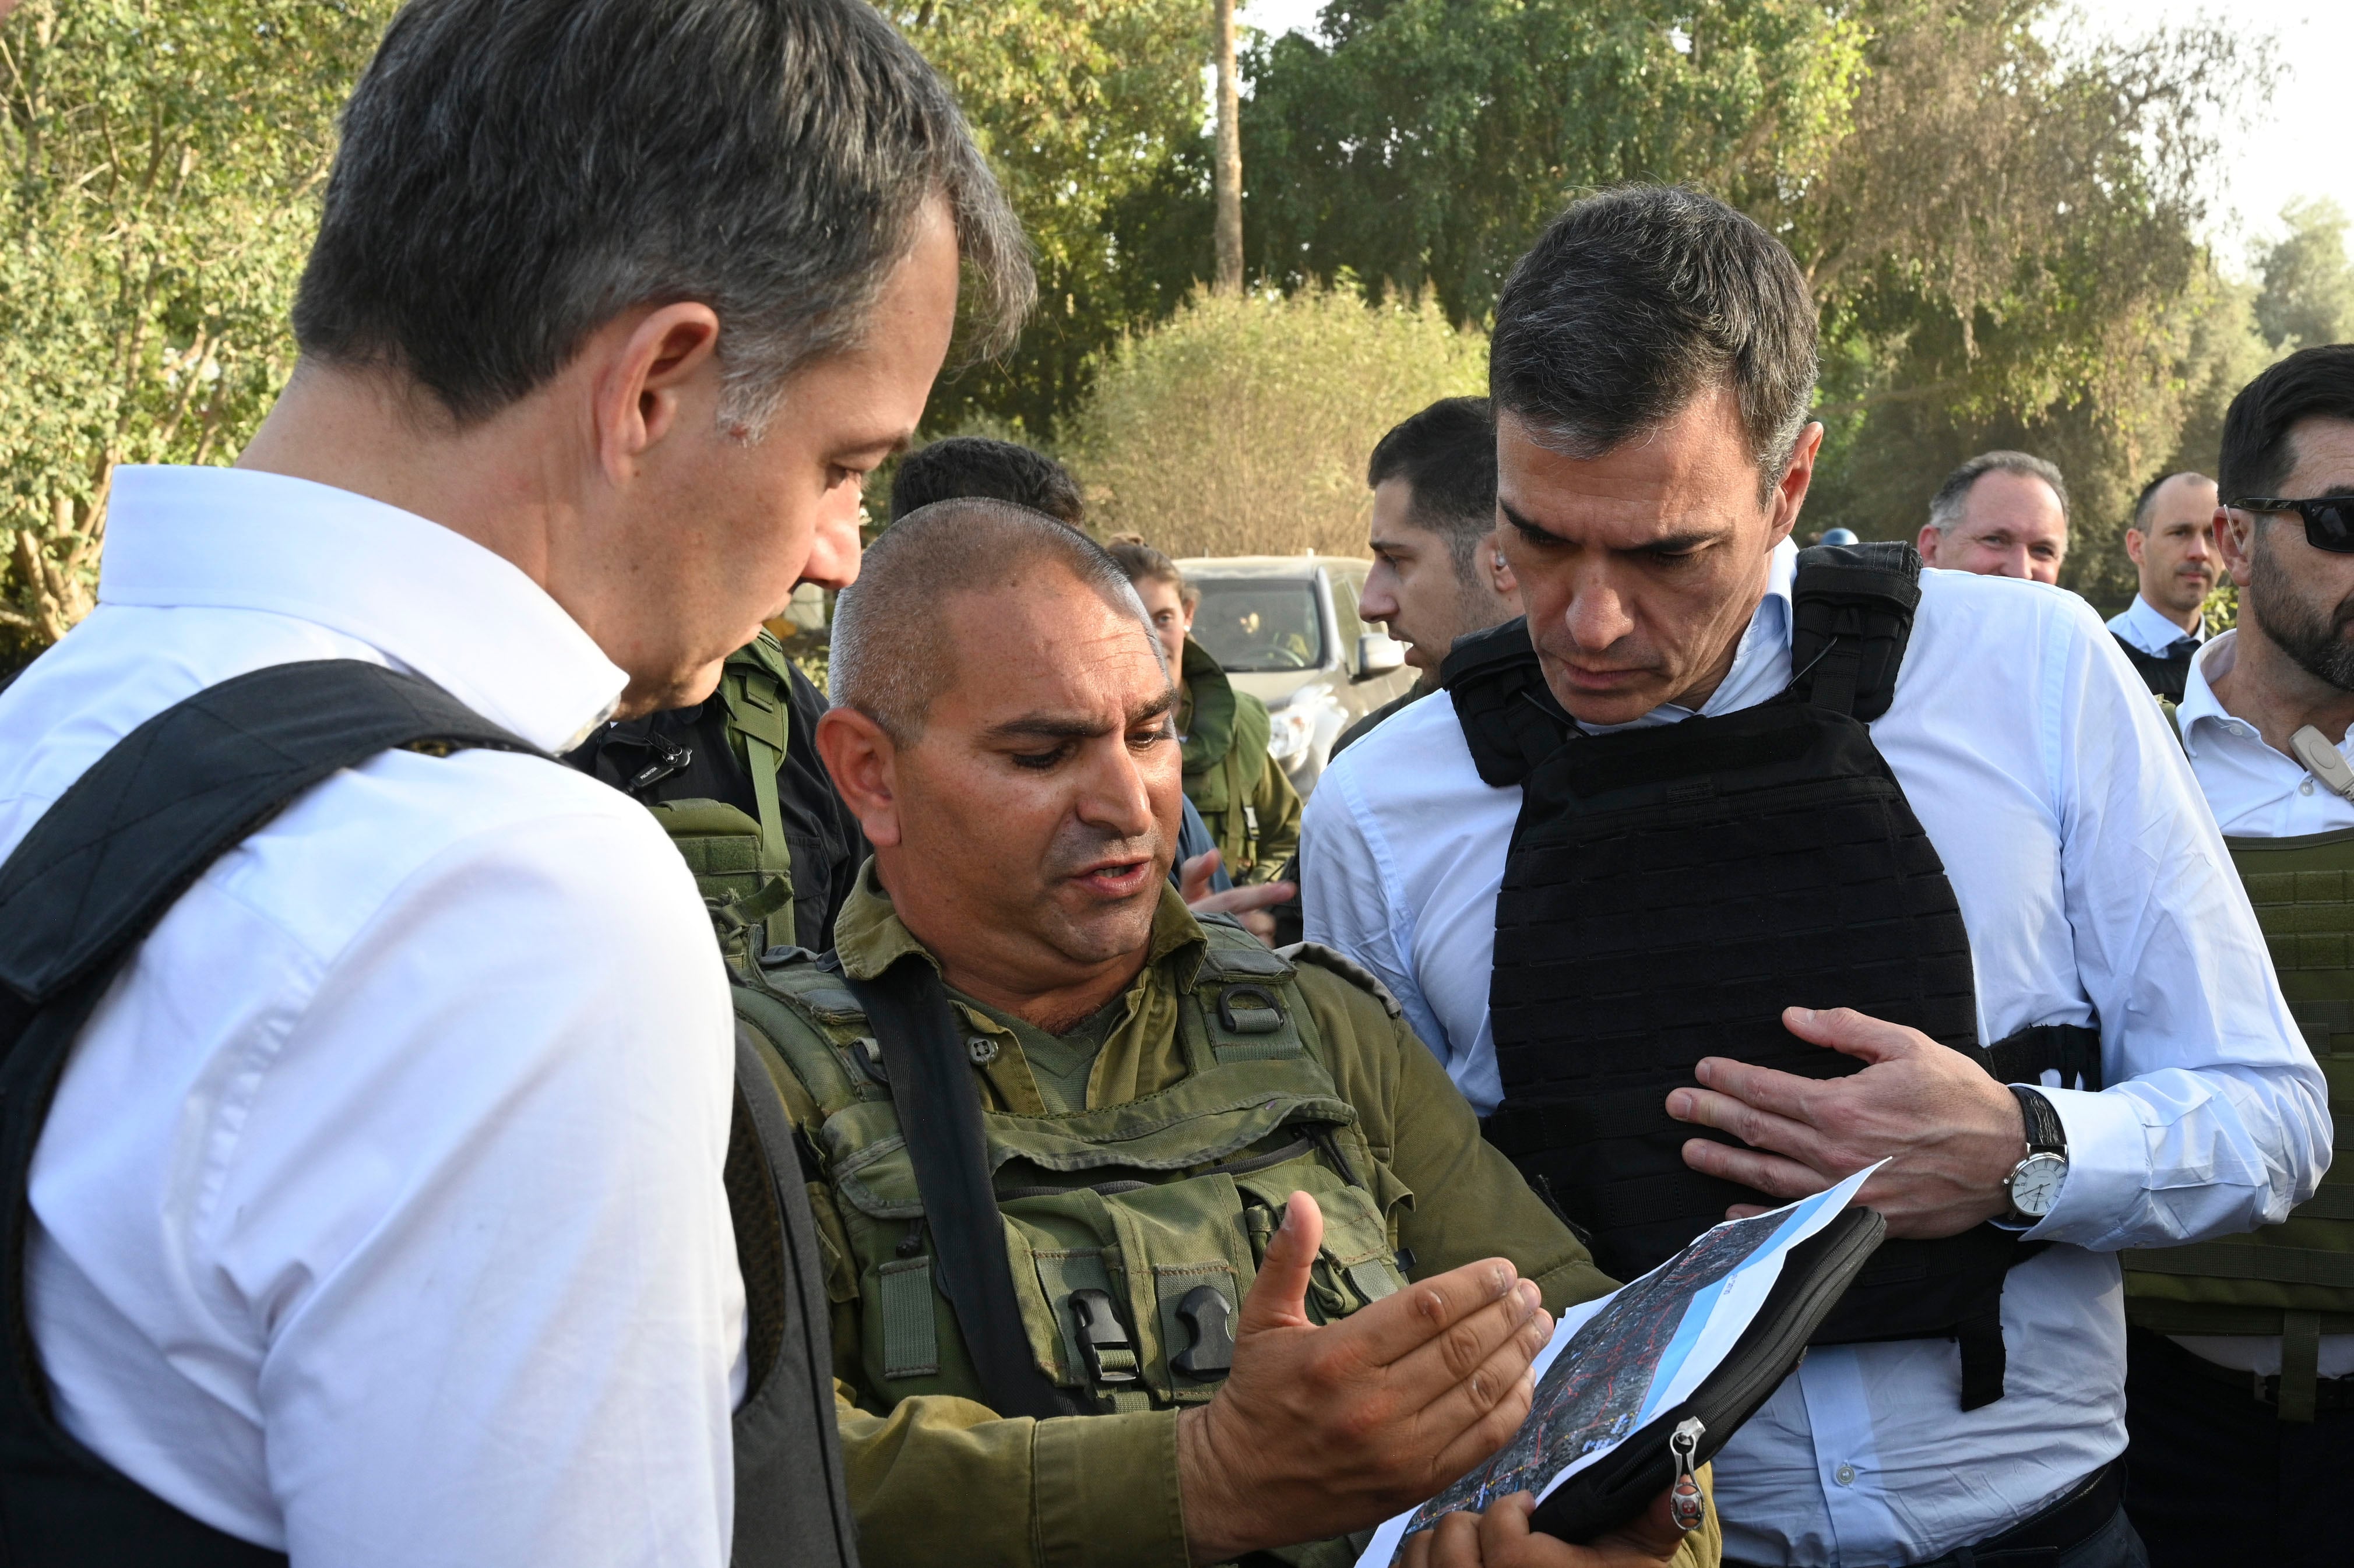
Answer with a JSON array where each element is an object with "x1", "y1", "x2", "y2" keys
[
  {"x1": 1178, "y1": 638, "x2": 1303, "y2": 885},
  {"x1": 730, "y1": 868, "x2": 1720, "y2": 1568}
]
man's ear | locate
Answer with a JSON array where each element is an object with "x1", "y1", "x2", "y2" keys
[
  {"x1": 1480, "y1": 526, "x2": 1518, "y2": 599},
  {"x1": 2216, "y1": 506, "x2": 2258, "y2": 589},
  {"x1": 1767, "y1": 422, "x2": 1822, "y2": 547},
  {"x1": 816, "y1": 707, "x2": 905, "y2": 848},
  {"x1": 1915, "y1": 523, "x2": 1941, "y2": 566},
  {"x1": 2124, "y1": 527, "x2": 2147, "y2": 568},
  {"x1": 590, "y1": 301, "x2": 724, "y2": 486}
]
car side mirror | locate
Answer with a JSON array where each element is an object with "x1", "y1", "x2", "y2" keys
[{"x1": 1354, "y1": 632, "x2": 1406, "y2": 682}]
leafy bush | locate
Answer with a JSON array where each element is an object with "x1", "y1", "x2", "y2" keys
[{"x1": 1069, "y1": 283, "x2": 1485, "y2": 558}]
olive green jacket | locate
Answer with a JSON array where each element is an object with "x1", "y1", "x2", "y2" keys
[
  {"x1": 754, "y1": 871, "x2": 1717, "y2": 1568},
  {"x1": 1178, "y1": 639, "x2": 1303, "y2": 884}
]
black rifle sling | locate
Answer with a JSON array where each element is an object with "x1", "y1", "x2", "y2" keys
[
  {"x1": 0, "y1": 660, "x2": 540, "y2": 1566},
  {"x1": 845, "y1": 956, "x2": 1082, "y2": 1421}
]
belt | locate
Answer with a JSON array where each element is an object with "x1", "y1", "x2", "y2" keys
[
  {"x1": 1725, "y1": 1460, "x2": 2121, "y2": 1568},
  {"x1": 2177, "y1": 1345, "x2": 2354, "y2": 1411}
]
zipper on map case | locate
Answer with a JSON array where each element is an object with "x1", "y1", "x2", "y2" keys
[{"x1": 1667, "y1": 1418, "x2": 1706, "y2": 1532}]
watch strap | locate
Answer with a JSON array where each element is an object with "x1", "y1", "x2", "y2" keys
[{"x1": 2010, "y1": 1084, "x2": 2066, "y2": 1154}]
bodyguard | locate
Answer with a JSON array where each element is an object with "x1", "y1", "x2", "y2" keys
[
  {"x1": 0, "y1": 1, "x2": 1026, "y2": 1562},
  {"x1": 1306, "y1": 186, "x2": 2324, "y2": 1568}
]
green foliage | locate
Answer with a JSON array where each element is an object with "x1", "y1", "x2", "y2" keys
[
  {"x1": 0, "y1": 0, "x2": 391, "y2": 668},
  {"x1": 2254, "y1": 198, "x2": 2354, "y2": 353},
  {"x1": 888, "y1": 1, "x2": 1214, "y2": 442},
  {"x1": 1069, "y1": 282, "x2": 1486, "y2": 556}
]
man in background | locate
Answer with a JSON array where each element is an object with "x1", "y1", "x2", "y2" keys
[
  {"x1": 2107, "y1": 470, "x2": 2221, "y2": 700},
  {"x1": 2122, "y1": 347, "x2": 2354, "y2": 1567},
  {"x1": 1916, "y1": 449, "x2": 2072, "y2": 583},
  {"x1": 1334, "y1": 396, "x2": 1520, "y2": 759}
]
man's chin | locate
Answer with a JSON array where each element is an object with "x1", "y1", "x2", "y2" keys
[{"x1": 1043, "y1": 897, "x2": 1160, "y2": 970}]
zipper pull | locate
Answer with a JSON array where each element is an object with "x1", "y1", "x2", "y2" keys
[{"x1": 1667, "y1": 1417, "x2": 1706, "y2": 1533}]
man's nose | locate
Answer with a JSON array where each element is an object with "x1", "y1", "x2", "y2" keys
[
  {"x1": 1561, "y1": 575, "x2": 1635, "y2": 651},
  {"x1": 1996, "y1": 548, "x2": 2031, "y2": 580},
  {"x1": 1359, "y1": 579, "x2": 1395, "y2": 625},
  {"x1": 1077, "y1": 739, "x2": 1158, "y2": 840},
  {"x1": 800, "y1": 501, "x2": 863, "y2": 593},
  {"x1": 2183, "y1": 531, "x2": 2212, "y2": 561}
]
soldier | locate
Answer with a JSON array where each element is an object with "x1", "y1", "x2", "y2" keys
[
  {"x1": 738, "y1": 497, "x2": 1718, "y2": 1568},
  {"x1": 2120, "y1": 346, "x2": 2354, "y2": 1567},
  {"x1": 1106, "y1": 535, "x2": 1304, "y2": 885}
]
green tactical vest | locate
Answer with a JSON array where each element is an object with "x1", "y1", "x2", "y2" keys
[
  {"x1": 1180, "y1": 640, "x2": 1273, "y2": 873},
  {"x1": 2122, "y1": 826, "x2": 2354, "y2": 1416},
  {"x1": 648, "y1": 634, "x2": 798, "y2": 964},
  {"x1": 733, "y1": 924, "x2": 1413, "y2": 1424}
]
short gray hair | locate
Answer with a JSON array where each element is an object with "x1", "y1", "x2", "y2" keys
[
  {"x1": 294, "y1": 0, "x2": 1033, "y2": 435},
  {"x1": 831, "y1": 499, "x2": 1156, "y2": 743},
  {"x1": 1927, "y1": 451, "x2": 2071, "y2": 534}
]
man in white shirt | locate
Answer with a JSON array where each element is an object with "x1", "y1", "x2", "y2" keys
[
  {"x1": 1304, "y1": 186, "x2": 2325, "y2": 1568},
  {"x1": 1915, "y1": 450, "x2": 2072, "y2": 584},
  {"x1": 2120, "y1": 345, "x2": 2354, "y2": 1568},
  {"x1": 2106, "y1": 471, "x2": 2221, "y2": 700},
  {"x1": 0, "y1": 1, "x2": 1029, "y2": 1563}
]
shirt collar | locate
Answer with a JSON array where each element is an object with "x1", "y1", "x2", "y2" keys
[
  {"x1": 2176, "y1": 629, "x2": 2239, "y2": 756},
  {"x1": 834, "y1": 858, "x2": 1208, "y2": 982},
  {"x1": 1577, "y1": 537, "x2": 1797, "y2": 735},
  {"x1": 97, "y1": 465, "x2": 627, "y2": 753},
  {"x1": 2116, "y1": 594, "x2": 2204, "y2": 657}
]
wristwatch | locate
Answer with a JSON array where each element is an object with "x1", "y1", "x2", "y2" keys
[{"x1": 2004, "y1": 1085, "x2": 2068, "y2": 1222}]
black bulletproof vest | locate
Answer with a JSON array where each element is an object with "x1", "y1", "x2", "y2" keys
[
  {"x1": 0, "y1": 661, "x2": 856, "y2": 1567},
  {"x1": 1454, "y1": 544, "x2": 2098, "y2": 1411},
  {"x1": 2112, "y1": 633, "x2": 2191, "y2": 702}
]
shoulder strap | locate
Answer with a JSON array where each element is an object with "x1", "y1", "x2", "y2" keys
[
  {"x1": 0, "y1": 660, "x2": 539, "y2": 1563},
  {"x1": 842, "y1": 956, "x2": 1081, "y2": 1421},
  {"x1": 718, "y1": 637, "x2": 795, "y2": 887},
  {"x1": 1787, "y1": 542, "x2": 1923, "y2": 721},
  {"x1": 1441, "y1": 617, "x2": 1571, "y2": 788}
]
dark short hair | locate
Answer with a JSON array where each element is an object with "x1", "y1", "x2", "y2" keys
[
  {"x1": 2131, "y1": 470, "x2": 2215, "y2": 531},
  {"x1": 831, "y1": 499, "x2": 1148, "y2": 741},
  {"x1": 1102, "y1": 534, "x2": 1188, "y2": 603},
  {"x1": 2219, "y1": 345, "x2": 2354, "y2": 501},
  {"x1": 889, "y1": 436, "x2": 1084, "y2": 525},
  {"x1": 1927, "y1": 450, "x2": 2070, "y2": 533},
  {"x1": 1489, "y1": 186, "x2": 1817, "y2": 482},
  {"x1": 1367, "y1": 397, "x2": 1498, "y2": 579},
  {"x1": 294, "y1": 0, "x2": 1031, "y2": 431}
]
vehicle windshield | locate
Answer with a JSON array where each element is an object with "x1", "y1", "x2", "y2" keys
[{"x1": 1187, "y1": 578, "x2": 1325, "y2": 672}]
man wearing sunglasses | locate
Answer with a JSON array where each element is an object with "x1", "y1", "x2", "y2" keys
[{"x1": 2122, "y1": 343, "x2": 2354, "y2": 1567}]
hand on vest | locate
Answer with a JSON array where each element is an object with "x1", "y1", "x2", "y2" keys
[
  {"x1": 1173, "y1": 1190, "x2": 1553, "y2": 1565},
  {"x1": 1663, "y1": 1005, "x2": 2026, "y2": 1239},
  {"x1": 1398, "y1": 1488, "x2": 1690, "y2": 1568}
]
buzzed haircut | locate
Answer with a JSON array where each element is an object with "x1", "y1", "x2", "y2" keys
[
  {"x1": 2219, "y1": 344, "x2": 2354, "y2": 501},
  {"x1": 889, "y1": 436, "x2": 1085, "y2": 525},
  {"x1": 1927, "y1": 450, "x2": 2070, "y2": 533},
  {"x1": 1489, "y1": 186, "x2": 1818, "y2": 487},
  {"x1": 293, "y1": 0, "x2": 1030, "y2": 433},
  {"x1": 1367, "y1": 396, "x2": 1499, "y2": 580},
  {"x1": 1103, "y1": 533, "x2": 1188, "y2": 603},
  {"x1": 2131, "y1": 470, "x2": 2214, "y2": 531},
  {"x1": 831, "y1": 499, "x2": 1153, "y2": 742}
]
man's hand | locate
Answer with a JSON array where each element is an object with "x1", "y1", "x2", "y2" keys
[
  {"x1": 1664, "y1": 1005, "x2": 2028, "y2": 1239},
  {"x1": 1400, "y1": 1490, "x2": 1690, "y2": 1568},
  {"x1": 1176, "y1": 1192, "x2": 1552, "y2": 1565},
  {"x1": 1179, "y1": 848, "x2": 1295, "y2": 942}
]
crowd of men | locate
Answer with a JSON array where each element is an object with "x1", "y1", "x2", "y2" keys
[{"x1": 0, "y1": 3, "x2": 2349, "y2": 1568}]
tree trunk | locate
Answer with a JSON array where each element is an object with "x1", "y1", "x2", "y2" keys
[{"x1": 1212, "y1": 0, "x2": 1243, "y2": 294}]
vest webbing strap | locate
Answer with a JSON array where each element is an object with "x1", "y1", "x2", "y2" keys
[
  {"x1": 0, "y1": 660, "x2": 541, "y2": 1566},
  {"x1": 845, "y1": 956, "x2": 1082, "y2": 1421},
  {"x1": 2127, "y1": 1241, "x2": 2354, "y2": 1289}
]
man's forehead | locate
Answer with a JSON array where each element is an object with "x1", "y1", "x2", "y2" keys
[
  {"x1": 935, "y1": 575, "x2": 1167, "y2": 711},
  {"x1": 1495, "y1": 404, "x2": 1755, "y2": 546},
  {"x1": 2281, "y1": 417, "x2": 2354, "y2": 489},
  {"x1": 1963, "y1": 470, "x2": 2065, "y2": 526},
  {"x1": 2149, "y1": 474, "x2": 2216, "y2": 521}
]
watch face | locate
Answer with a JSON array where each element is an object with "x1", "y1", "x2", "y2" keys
[{"x1": 2010, "y1": 1152, "x2": 2067, "y2": 1218}]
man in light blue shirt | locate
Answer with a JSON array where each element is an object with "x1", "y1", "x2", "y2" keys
[
  {"x1": 1304, "y1": 186, "x2": 2324, "y2": 1568},
  {"x1": 2106, "y1": 470, "x2": 2221, "y2": 700}
]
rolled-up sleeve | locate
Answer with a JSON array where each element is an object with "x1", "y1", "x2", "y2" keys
[{"x1": 2029, "y1": 603, "x2": 2330, "y2": 1248}]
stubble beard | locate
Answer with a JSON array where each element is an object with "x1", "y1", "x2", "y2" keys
[{"x1": 2250, "y1": 525, "x2": 2354, "y2": 692}]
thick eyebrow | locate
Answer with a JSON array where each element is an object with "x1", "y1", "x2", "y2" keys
[
  {"x1": 1497, "y1": 497, "x2": 1722, "y2": 555},
  {"x1": 980, "y1": 688, "x2": 1176, "y2": 746}
]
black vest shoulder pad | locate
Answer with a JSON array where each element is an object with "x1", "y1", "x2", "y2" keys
[
  {"x1": 1440, "y1": 618, "x2": 1568, "y2": 788},
  {"x1": 1786, "y1": 541, "x2": 1922, "y2": 721}
]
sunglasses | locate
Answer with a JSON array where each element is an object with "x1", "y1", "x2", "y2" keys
[{"x1": 2227, "y1": 496, "x2": 2354, "y2": 554}]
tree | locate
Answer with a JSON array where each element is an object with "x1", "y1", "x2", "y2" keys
[
  {"x1": 1212, "y1": 0, "x2": 1242, "y2": 294},
  {"x1": 0, "y1": 0, "x2": 392, "y2": 670},
  {"x1": 2254, "y1": 198, "x2": 2354, "y2": 352},
  {"x1": 1069, "y1": 282, "x2": 1485, "y2": 557}
]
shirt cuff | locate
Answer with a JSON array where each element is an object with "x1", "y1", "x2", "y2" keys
[
  {"x1": 2018, "y1": 1083, "x2": 2145, "y2": 1245},
  {"x1": 1032, "y1": 1408, "x2": 1191, "y2": 1568}
]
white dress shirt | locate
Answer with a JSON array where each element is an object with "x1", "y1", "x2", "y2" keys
[
  {"x1": 2106, "y1": 594, "x2": 2203, "y2": 658},
  {"x1": 2167, "y1": 629, "x2": 2354, "y2": 1377},
  {"x1": 1304, "y1": 540, "x2": 2326, "y2": 1566},
  {"x1": 0, "y1": 467, "x2": 745, "y2": 1566}
]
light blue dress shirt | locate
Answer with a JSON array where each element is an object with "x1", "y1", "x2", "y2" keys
[
  {"x1": 2105, "y1": 593, "x2": 2203, "y2": 658},
  {"x1": 1303, "y1": 540, "x2": 2325, "y2": 1565}
]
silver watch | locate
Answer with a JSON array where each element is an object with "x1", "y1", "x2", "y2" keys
[{"x1": 2005, "y1": 1085, "x2": 2068, "y2": 1221}]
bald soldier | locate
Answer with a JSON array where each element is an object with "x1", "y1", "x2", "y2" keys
[{"x1": 729, "y1": 499, "x2": 1718, "y2": 1568}]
